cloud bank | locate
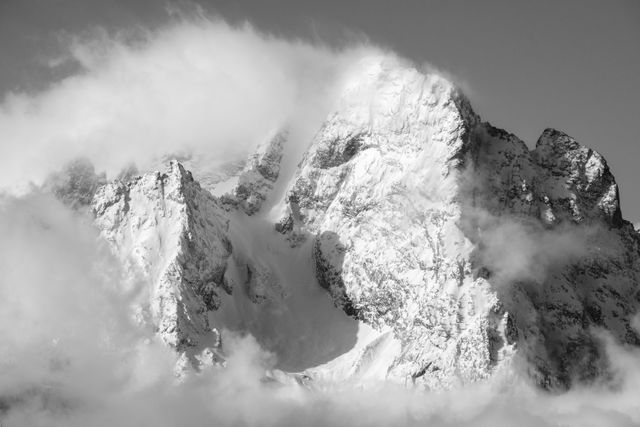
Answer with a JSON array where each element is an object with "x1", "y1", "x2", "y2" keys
[
  {"x1": 1, "y1": 15, "x2": 640, "y2": 427},
  {"x1": 0, "y1": 16, "x2": 376, "y2": 191},
  {"x1": 0, "y1": 195, "x2": 638, "y2": 426}
]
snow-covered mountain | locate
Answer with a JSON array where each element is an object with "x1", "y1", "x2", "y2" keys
[{"x1": 83, "y1": 55, "x2": 640, "y2": 390}]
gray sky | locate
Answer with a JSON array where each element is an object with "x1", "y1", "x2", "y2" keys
[{"x1": 1, "y1": 0, "x2": 639, "y2": 222}]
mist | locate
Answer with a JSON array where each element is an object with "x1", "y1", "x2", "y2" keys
[
  {"x1": 472, "y1": 212, "x2": 598, "y2": 285},
  {"x1": 1, "y1": 15, "x2": 640, "y2": 427},
  {"x1": 1, "y1": 194, "x2": 638, "y2": 427}
]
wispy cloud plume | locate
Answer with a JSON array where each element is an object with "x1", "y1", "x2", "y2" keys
[{"x1": 0, "y1": 16, "x2": 377, "y2": 191}]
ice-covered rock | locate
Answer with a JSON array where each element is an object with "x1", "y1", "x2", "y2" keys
[
  {"x1": 92, "y1": 161, "x2": 232, "y2": 353},
  {"x1": 232, "y1": 131, "x2": 288, "y2": 215},
  {"x1": 278, "y1": 56, "x2": 640, "y2": 389}
]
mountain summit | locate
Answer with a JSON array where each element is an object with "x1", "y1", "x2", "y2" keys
[{"x1": 85, "y1": 56, "x2": 640, "y2": 390}]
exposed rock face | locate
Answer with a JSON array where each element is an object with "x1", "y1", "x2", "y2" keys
[
  {"x1": 92, "y1": 161, "x2": 232, "y2": 351},
  {"x1": 233, "y1": 131, "x2": 287, "y2": 215},
  {"x1": 462, "y1": 124, "x2": 640, "y2": 387},
  {"x1": 282, "y1": 59, "x2": 505, "y2": 388},
  {"x1": 82, "y1": 56, "x2": 639, "y2": 390},
  {"x1": 468, "y1": 125, "x2": 623, "y2": 227}
]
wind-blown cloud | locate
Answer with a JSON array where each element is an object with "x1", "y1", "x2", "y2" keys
[{"x1": 0, "y1": 16, "x2": 376, "y2": 192}]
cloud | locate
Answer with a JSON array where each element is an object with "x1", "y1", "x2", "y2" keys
[
  {"x1": 0, "y1": 16, "x2": 377, "y2": 192},
  {"x1": 0, "y1": 192, "x2": 169, "y2": 420},
  {"x1": 458, "y1": 200, "x2": 601, "y2": 286},
  {"x1": 476, "y1": 216, "x2": 595, "y2": 284},
  {"x1": 0, "y1": 193, "x2": 639, "y2": 427}
]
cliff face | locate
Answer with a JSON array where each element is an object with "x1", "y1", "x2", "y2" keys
[
  {"x1": 232, "y1": 131, "x2": 288, "y2": 215},
  {"x1": 280, "y1": 59, "x2": 498, "y2": 388},
  {"x1": 278, "y1": 57, "x2": 640, "y2": 388},
  {"x1": 461, "y1": 124, "x2": 639, "y2": 387},
  {"x1": 86, "y1": 56, "x2": 640, "y2": 390}
]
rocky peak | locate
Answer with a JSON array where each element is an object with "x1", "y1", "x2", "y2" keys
[
  {"x1": 532, "y1": 128, "x2": 622, "y2": 227},
  {"x1": 273, "y1": 59, "x2": 640, "y2": 389},
  {"x1": 92, "y1": 160, "x2": 232, "y2": 356},
  {"x1": 535, "y1": 127, "x2": 581, "y2": 150},
  {"x1": 285, "y1": 58, "x2": 478, "y2": 232}
]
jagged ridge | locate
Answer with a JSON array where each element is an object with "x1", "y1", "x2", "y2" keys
[{"x1": 76, "y1": 55, "x2": 640, "y2": 390}]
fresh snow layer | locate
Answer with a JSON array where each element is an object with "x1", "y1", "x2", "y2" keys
[
  {"x1": 211, "y1": 207, "x2": 399, "y2": 375},
  {"x1": 88, "y1": 55, "x2": 640, "y2": 391}
]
